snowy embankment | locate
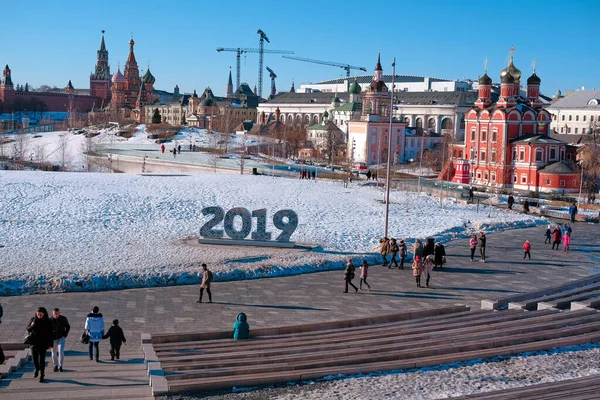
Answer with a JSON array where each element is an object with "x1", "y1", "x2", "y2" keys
[{"x1": 0, "y1": 171, "x2": 544, "y2": 296}]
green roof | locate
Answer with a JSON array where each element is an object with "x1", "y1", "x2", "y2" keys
[{"x1": 333, "y1": 102, "x2": 362, "y2": 112}]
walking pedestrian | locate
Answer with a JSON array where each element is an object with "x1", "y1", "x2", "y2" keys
[
  {"x1": 563, "y1": 222, "x2": 573, "y2": 237},
  {"x1": 552, "y1": 225, "x2": 562, "y2": 250},
  {"x1": 469, "y1": 234, "x2": 477, "y2": 261},
  {"x1": 359, "y1": 260, "x2": 371, "y2": 291},
  {"x1": 478, "y1": 231, "x2": 487, "y2": 262},
  {"x1": 388, "y1": 238, "x2": 399, "y2": 268},
  {"x1": 433, "y1": 242, "x2": 446, "y2": 269},
  {"x1": 412, "y1": 255, "x2": 423, "y2": 288},
  {"x1": 102, "y1": 319, "x2": 126, "y2": 361},
  {"x1": 523, "y1": 199, "x2": 530, "y2": 214},
  {"x1": 468, "y1": 187, "x2": 474, "y2": 203},
  {"x1": 544, "y1": 225, "x2": 552, "y2": 244},
  {"x1": 523, "y1": 240, "x2": 531, "y2": 259},
  {"x1": 50, "y1": 308, "x2": 70, "y2": 372},
  {"x1": 413, "y1": 238, "x2": 423, "y2": 260},
  {"x1": 178, "y1": 144, "x2": 181, "y2": 154},
  {"x1": 161, "y1": 143, "x2": 165, "y2": 153},
  {"x1": 422, "y1": 255, "x2": 434, "y2": 288},
  {"x1": 507, "y1": 193, "x2": 515, "y2": 210},
  {"x1": 379, "y1": 237, "x2": 390, "y2": 266},
  {"x1": 26, "y1": 307, "x2": 53, "y2": 382},
  {"x1": 344, "y1": 259, "x2": 358, "y2": 293},
  {"x1": 173, "y1": 148, "x2": 177, "y2": 158},
  {"x1": 569, "y1": 202, "x2": 578, "y2": 223},
  {"x1": 366, "y1": 170, "x2": 372, "y2": 180},
  {"x1": 85, "y1": 306, "x2": 105, "y2": 362},
  {"x1": 311, "y1": 170, "x2": 316, "y2": 180},
  {"x1": 399, "y1": 239, "x2": 407, "y2": 269},
  {"x1": 196, "y1": 263, "x2": 213, "y2": 303},
  {"x1": 563, "y1": 231, "x2": 571, "y2": 251}
]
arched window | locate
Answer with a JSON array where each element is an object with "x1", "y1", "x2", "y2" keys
[
  {"x1": 427, "y1": 118, "x2": 436, "y2": 130},
  {"x1": 460, "y1": 115, "x2": 466, "y2": 129},
  {"x1": 416, "y1": 118, "x2": 423, "y2": 129},
  {"x1": 441, "y1": 118, "x2": 453, "y2": 130}
]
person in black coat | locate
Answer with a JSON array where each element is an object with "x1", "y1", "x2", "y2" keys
[
  {"x1": 433, "y1": 242, "x2": 446, "y2": 269},
  {"x1": 102, "y1": 319, "x2": 127, "y2": 361},
  {"x1": 26, "y1": 307, "x2": 54, "y2": 382},
  {"x1": 507, "y1": 193, "x2": 515, "y2": 210}
]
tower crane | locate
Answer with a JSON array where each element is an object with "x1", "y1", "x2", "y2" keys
[
  {"x1": 257, "y1": 29, "x2": 270, "y2": 99},
  {"x1": 216, "y1": 47, "x2": 293, "y2": 92},
  {"x1": 266, "y1": 66, "x2": 277, "y2": 99},
  {"x1": 282, "y1": 55, "x2": 367, "y2": 90}
]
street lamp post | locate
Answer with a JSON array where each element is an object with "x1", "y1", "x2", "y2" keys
[{"x1": 384, "y1": 58, "x2": 396, "y2": 238}]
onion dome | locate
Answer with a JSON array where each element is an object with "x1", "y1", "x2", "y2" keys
[
  {"x1": 500, "y1": 61, "x2": 522, "y2": 81},
  {"x1": 500, "y1": 71, "x2": 515, "y2": 84},
  {"x1": 111, "y1": 67, "x2": 125, "y2": 83},
  {"x1": 349, "y1": 79, "x2": 361, "y2": 94},
  {"x1": 527, "y1": 72, "x2": 541, "y2": 85},
  {"x1": 478, "y1": 73, "x2": 492, "y2": 85},
  {"x1": 142, "y1": 68, "x2": 155, "y2": 85},
  {"x1": 192, "y1": 89, "x2": 198, "y2": 98},
  {"x1": 332, "y1": 95, "x2": 340, "y2": 103},
  {"x1": 323, "y1": 110, "x2": 329, "y2": 118}
]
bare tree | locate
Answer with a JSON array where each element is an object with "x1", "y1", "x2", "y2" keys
[
  {"x1": 13, "y1": 133, "x2": 30, "y2": 161},
  {"x1": 80, "y1": 136, "x2": 96, "y2": 172},
  {"x1": 57, "y1": 133, "x2": 71, "y2": 170},
  {"x1": 34, "y1": 142, "x2": 47, "y2": 164},
  {"x1": 322, "y1": 122, "x2": 344, "y2": 167}
]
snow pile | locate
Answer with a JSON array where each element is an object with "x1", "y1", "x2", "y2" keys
[{"x1": 0, "y1": 170, "x2": 543, "y2": 295}]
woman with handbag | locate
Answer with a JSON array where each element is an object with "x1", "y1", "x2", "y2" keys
[{"x1": 26, "y1": 307, "x2": 53, "y2": 382}]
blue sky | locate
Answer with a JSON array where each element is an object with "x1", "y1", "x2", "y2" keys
[{"x1": 1, "y1": 0, "x2": 598, "y2": 98}]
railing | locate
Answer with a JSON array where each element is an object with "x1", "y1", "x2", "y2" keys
[{"x1": 1, "y1": 123, "x2": 56, "y2": 135}]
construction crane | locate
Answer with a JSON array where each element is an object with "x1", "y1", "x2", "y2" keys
[
  {"x1": 282, "y1": 55, "x2": 367, "y2": 90},
  {"x1": 216, "y1": 46, "x2": 293, "y2": 93},
  {"x1": 257, "y1": 29, "x2": 270, "y2": 99},
  {"x1": 266, "y1": 66, "x2": 277, "y2": 99}
]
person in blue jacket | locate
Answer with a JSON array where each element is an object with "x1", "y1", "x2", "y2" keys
[{"x1": 233, "y1": 313, "x2": 249, "y2": 340}]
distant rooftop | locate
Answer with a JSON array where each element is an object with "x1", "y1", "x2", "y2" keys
[
  {"x1": 318, "y1": 75, "x2": 451, "y2": 85},
  {"x1": 547, "y1": 90, "x2": 600, "y2": 109}
]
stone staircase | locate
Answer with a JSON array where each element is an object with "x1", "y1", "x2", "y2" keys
[
  {"x1": 145, "y1": 305, "x2": 600, "y2": 393},
  {"x1": 0, "y1": 340, "x2": 153, "y2": 399},
  {"x1": 481, "y1": 272, "x2": 600, "y2": 311}
]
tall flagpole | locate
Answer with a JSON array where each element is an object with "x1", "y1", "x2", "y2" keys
[{"x1": 384, "y1": 57, "x2": 396, "y2": 238}]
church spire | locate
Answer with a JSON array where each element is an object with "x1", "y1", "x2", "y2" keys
[
  {"x1": 290, "y1": 79, "x2": 295, "y2": 93},
  {"x1": 226, "y1": 67, "x2": 233, "y2": 97},
  {"x1": 126, "y1": 38, "x2": 137, "y2": 67},
  {"x1": 100, "y1": 30, "x2": 106, "y2": 52},
  {"x1": 375, "y1": 49, "x2": 382, "y2": 71}
]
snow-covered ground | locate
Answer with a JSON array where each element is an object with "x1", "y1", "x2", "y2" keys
[{"x1": 0, "y1": 169, "x2": 542, "y2": 296}]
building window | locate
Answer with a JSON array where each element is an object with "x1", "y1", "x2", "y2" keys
[
  {"x1": 583, "y1": 115, "x2": 587, "y2": 122},
  {"x1": 561, "y1": 127, "x2": 564, "y2": 133},
  {"x1": 512, "y1": 148, "x2": 517, "y2": 161},
  {"x1": 491, "y1": 172, "x2": 496, "y2": 182},
  {"x1": 549, "y1": 148, "x2": 557, "y2": 160},
  {"x1": 567, "y1": 153, "x2": 572, "y2": 160},
  {"x1": 491, "y1": 151, "x2": 497, "y2": 163},
  {"x1": 569, "y1": 115, "x2": 572, "y2": 121},
  {"x1": 481, "y1": 131, "x2": 487, "y2": 142},
  {"x1": 480, "y1": 150, "x2": 486, "y2": 162},
  {"x1": 371, "y1": 135, "x2": 377, "y2": 144},
  {"x1": 576, "y1": 115, "x2": 579, "y2": 121},
  {"x1": 470, "y1": 130, "x2": 476, "y2": 141},
  {"x1": 546, "y1": 178, "x2": 551, "y2": 185},
  {"x1": 521, "y1": 175, "x2": 527, "y2": 184},
  {"x1": 519, "y1": 149, "x2": 525, "y2": 161},
  {"x1": 568, "y1": 127, "x2": 571, "y2": 133},
  {"x1": 535, "y1": 149, "x2": 543, "y2": 162},
  {"x1": 583, "y1": 128, "x2": 586, "y2": 134},
  {"x1": 476, "y1": 172, "x2": 482, "y2": 179},
  {"x1": 491, "y1": 130, "x2": 497, "y2": 142},
  {"x1": 562, "y1": 115, "x2": 565, "y2": 121},
  {"x1": 592, "y1": 115, "x2": 595, "y2": 122},
  {"x1": 513, "y1": 175, "x2": 517, "y2": 183},
  {"x1": 575, "y1": 128, "x2": 579, "y2": 134},
  {"x1": 484, "y1": 172, "x2": 489, "y2": 180},
  {"x1": 560, "y1": 180, "x2": 566, "y2": 187}
]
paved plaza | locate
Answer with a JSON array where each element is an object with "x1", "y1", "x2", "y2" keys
[{"x1": 2, "y1": 221, "x2": 599, "y2": 344}]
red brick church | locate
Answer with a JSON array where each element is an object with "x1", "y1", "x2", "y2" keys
[{"x1": 448, "y1": 49, "x2": 579, "y2": 193}]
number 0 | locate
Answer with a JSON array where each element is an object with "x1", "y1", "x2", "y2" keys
[{"x1": 224, "y1": 207, "x2": 252, "y2": 240}]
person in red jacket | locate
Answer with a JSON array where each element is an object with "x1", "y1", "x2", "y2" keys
[
  {"x1": 523, "y1": 240, "x2": 531, "y2": 259},
  {"x1": 552, "y1": 225, "x2": 562, "y2": 250}
]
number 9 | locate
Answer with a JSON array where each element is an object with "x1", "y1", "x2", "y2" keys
[{"x1": 273, "y1": 210, "x2": 298, "y2": 242}]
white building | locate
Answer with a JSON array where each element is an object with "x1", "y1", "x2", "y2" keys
[
  {"x1": 298, "y1": 75, "x2": 471, "y2": 94},
  {"x1": 546, "y1": 90, "x2": 600, "y2": 135}
]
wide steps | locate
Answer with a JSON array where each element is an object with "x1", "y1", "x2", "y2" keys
[
  {"x1": 155, "y1": 307, "x2": 600, "y2": 393},
  {"x1": 510, "y1": 282, "x2": 600, "y2": 311},
  {"x1": 538, "y1": 288, "x2": 600, "y2": 310},
  {"x1": 450, "y1": 373, "x2": 600, "y2": 399}
]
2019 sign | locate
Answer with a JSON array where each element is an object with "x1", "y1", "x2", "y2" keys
[{"x1": 200, "y1": 207, "x2": 298, "y2": 242}]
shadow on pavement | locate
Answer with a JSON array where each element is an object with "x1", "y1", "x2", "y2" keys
[{"x1": 214, "y1": 302, "x2": 329, "y2": 311}]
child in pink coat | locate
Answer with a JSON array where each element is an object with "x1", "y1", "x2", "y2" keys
[
  {"x1": 523, "y1": 240, "x2": 531, "y2": 259},
  {"x1": 563, "y1": 231, "x2": 571, "y2": 251}
]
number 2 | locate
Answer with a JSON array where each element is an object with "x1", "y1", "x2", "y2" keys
[{"x1": 199, "y1": 206, "x2": 224, "y2": 238}]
